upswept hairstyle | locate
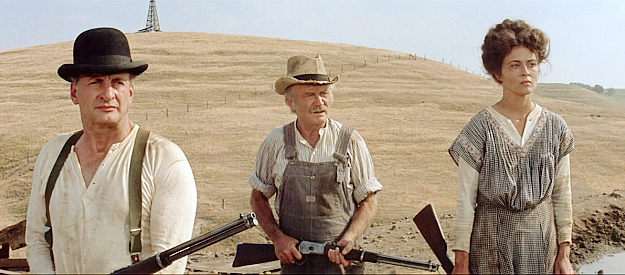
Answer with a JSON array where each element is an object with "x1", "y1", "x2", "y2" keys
[{"x1": 481, "y1": 19, "x2": 550, "y2": 83}]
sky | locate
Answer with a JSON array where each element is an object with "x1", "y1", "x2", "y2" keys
[{"x1": 1, "y1": 0, "x2": 624, "y2": 88}]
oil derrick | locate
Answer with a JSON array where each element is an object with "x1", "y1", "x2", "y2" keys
[{"x1": 138, "y1": 0, "x2": 161, "y2": 32}]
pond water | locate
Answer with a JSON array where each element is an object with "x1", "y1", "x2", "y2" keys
[{"x1": 578, "y1": 251, "x2": 625, "y2": 274}]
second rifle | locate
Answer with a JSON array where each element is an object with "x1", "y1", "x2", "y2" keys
[{"x1": 232, "y1": 240, "x2": 438, "y2": 272}]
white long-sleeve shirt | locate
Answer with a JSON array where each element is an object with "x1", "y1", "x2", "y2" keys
[
  {"x1": 26, "y1": 125, "x2": 197, "y2": 274},
  {"x1": 453, "y1": 105, "x2": 573, "y2": 252}
]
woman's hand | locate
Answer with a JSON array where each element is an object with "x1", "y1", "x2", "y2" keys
[
  {"x1": 554, "y1": 242, "x2": 574, "y2": 274},
  {"x1": 452, "y1": 250, "x2": 471, "y2": 275}
]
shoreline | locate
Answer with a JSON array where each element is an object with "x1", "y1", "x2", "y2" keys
[{"x1": 570, "y1": 189, "x2": 625, "y2": 269}]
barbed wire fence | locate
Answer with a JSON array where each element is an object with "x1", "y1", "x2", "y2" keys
[{"x1": 3, "y1": 52, "x2": 487, "y2": 169}]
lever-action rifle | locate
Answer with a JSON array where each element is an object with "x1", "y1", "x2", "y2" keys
[
  {"x1": 112, "y1": 213, "x2": 258, "y2": 274},
  {"x1": 413, "y1": 204, "x2": 454, "y2": 274},
  {"x1": 232, "y1": 240, "x2": 438, "y2": 272}
]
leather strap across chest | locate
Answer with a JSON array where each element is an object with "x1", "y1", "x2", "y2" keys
[{"x1": 44, "y1": 127, "x2": 150, "y2": 263}]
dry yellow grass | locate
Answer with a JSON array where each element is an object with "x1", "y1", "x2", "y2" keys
[{"x1": 1, "y1": 32, "x2": 624, "y2": 273}]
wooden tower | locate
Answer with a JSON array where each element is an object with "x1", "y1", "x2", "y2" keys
[{"x1": 138, "y1": 0, "x2": 161, "y2": 32}]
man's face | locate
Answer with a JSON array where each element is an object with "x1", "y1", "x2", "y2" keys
[
  {"x1": 286, "y1": 84, "x2": 334, "y2": 128},
  {"x1": 70, "y1": 73, "x2": 133, "y2": 129}
]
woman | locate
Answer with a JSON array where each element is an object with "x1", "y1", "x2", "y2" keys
[{"x1": 448, "y1": 19, "x2": 575, "y2": 274}]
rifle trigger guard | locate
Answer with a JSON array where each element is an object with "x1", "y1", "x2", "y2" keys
[{"x1": 295, "y1": 255, "x2": 307, "y2": 265}]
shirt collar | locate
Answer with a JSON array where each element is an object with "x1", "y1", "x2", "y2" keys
[
  {"x1": 294, "y1": 118, "x2": 330, "y2": 147},
  {"x1": 109, "y1": 124, "x2": 139, "y2": 151},
  {"x1": 487, "y1": 103, "x2": 542, "y2": 122}
]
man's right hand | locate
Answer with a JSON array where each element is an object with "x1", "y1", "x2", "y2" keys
[
  {"x1": 272, "y1": 233, "x2": 302, "y2": 264},
  {"x1": 452, "y1": 250, "x2": 470, "y2": 275}
]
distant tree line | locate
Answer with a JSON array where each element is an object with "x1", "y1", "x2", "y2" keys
[{"x1": 570, "y1": 82, "x2": 616, "y2": 96}]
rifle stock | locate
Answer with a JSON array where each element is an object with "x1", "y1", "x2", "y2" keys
[
  {"x1": 231, "y1": 243, "x2": 278, "y2": 267},
  {"x1": 413, "y1": 204, "x2": 454, "y2": 274}
]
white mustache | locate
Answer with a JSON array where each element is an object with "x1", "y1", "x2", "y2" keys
[{"x1": 311, "y1": 106, "x2": 327, "y2": 113}]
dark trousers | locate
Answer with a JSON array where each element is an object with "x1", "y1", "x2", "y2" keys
[{"x1": 281, "y1": 255, "x2": 364, "y2": 274}]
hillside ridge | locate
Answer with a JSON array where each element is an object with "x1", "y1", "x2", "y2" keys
[{"x1": 1, "y1": 32, "x2": 624, "y2": 272}]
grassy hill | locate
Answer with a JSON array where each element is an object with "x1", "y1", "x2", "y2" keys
[
  {"x1": 609, "y1": 89, "x2": 625, "y2": 103},
  {"x1": 1, "y1": 32, "x2": 624, "y2": 272}
]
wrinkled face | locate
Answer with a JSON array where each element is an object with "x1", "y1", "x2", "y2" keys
[
  {"x1": 286, "y1": 84, "x2": 334, "y2": 127},
  {"x1": 70, "y1": 73, "x2": 133, "y2": 129},
  {"x1": 496, "y1": 46, "x2": 540, "y2": 97}
]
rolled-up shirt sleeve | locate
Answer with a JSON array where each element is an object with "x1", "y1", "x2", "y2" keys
[
  {"x1": 249, "y1": 128, "x2": 280, "y2": 199},
  {"x1": 349, "y1": 130, "x2": 383, "y2": 204}
]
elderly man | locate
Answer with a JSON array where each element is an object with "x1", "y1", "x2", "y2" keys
[
  {"x1": 25, "y1": 28, "x2": 197, "y2": 274},
  {"x1": 250, "y1": 55, "x2": 382, "y2": 274}
]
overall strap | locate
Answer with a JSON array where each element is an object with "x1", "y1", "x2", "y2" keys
[
  {"x1": 283, "y1": 122, "x2": 297, "y2": 160},
  {"x1": 44, "y1": 130, "x2": 83, "y2": 247},
  {"x1": 278, "y1": 122, "x2": 296, "y2": 223},
  {"x1": 128, "y1": 127, "x2": 150, "y2": 263},
  {"x1": 332, "y1": 125, "x2": 353, "y2": 163}
]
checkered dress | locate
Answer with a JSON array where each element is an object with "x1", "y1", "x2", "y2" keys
[{"x1": 449, "y1": 108, "x2": 574, "y2": 274}]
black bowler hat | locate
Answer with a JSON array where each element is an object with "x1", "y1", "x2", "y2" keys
[{"x1": 57, "y1": 27, "x2": 148, "y2": 82}]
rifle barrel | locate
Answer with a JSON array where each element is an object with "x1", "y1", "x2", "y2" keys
[
  {"x1": 344, "y1": 249, "x2": 438, "y2": 272},
  {"x1": 375, "y1": 253, "x2": 438, "y2": 271},
  {"x1": 167, "y1": 213, "x2": 257, "y2": 261},
  {"x1": 113, "y1": 213, "x2": 257, "y2": 274}
]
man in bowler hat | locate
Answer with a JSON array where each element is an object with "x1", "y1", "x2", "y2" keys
[
  {"x1": 249, "y1": 55, "x2": 382, "y2": 274},
  {"x1": 25, "y1": 27, "x2": 197, "y2": 273}
]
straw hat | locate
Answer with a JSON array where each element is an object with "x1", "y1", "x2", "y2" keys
[
  {"x1": 274, "y1": 55, "x2": 339, "y2": 95},
  {"x1": 58, "y1": 27, "x2": 148, "y2": 82}
]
